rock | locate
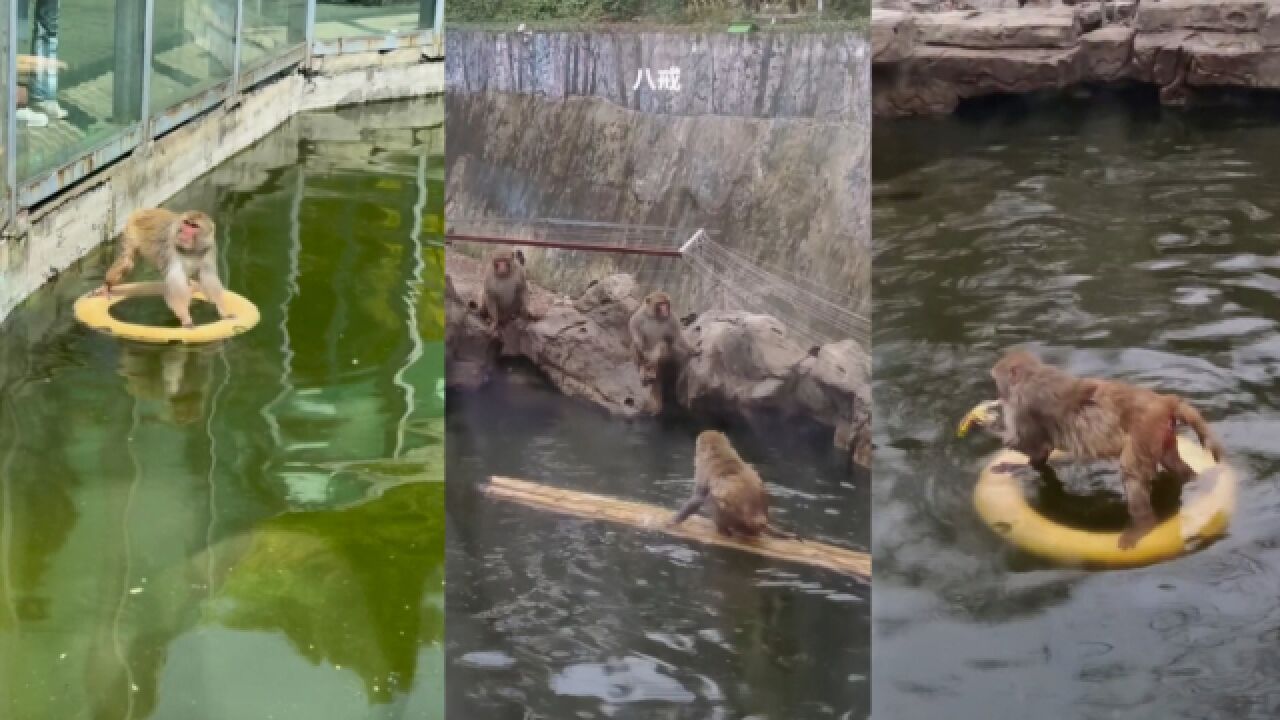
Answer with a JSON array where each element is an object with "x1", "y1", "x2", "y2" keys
[
  {"x1": 1263, "y1": 5, "x2": 1280, "y2": 47},
  {"x1": 872, "y1": 0, "x2": 1280, "y2": 115},
  {"x1": 912, "y1": 9, "x2": 1081, "y2": 50},
  {"x1": 445, "y1": 273, "x2": 493, "y2": 389},
  {"x1": 872, "y1": 9, "x2": 916, "y2": 63},
  {"x1": 446, "y1": 250, "x2": 872, "y2": 467},
  {"x1": 912, "y1": 43, "x2": 1083, "y2": 93},
  {"x1": 680, "y1": 312, "x2": 808, "y2": 411},
  {"x1": 1081, "y1": 26, "x2": 1135, "y2": 82},
  {"x1": 1133, "y1": 0, "x2": 1268, "y2": 34}
]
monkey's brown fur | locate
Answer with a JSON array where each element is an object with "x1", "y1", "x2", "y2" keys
[
  {"x1": 991, "y1": 350, "x2": 1224, "y2": 549},
  {"x1": 629, "y1": 291, "x2": 695, "y2": 386},
  {"x1": 480, "y1": 248, "x2": 530, "y2": 334},
  {"x1": 94, "y1": 209, "x2": 230, "y2": 328},
  {"x1": 669, "y1": 430, "x2": 794, "y2": 540}
]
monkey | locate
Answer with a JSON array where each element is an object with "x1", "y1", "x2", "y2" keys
[
  {"x1": 479, "y1": 248, "x2": 531, "y2": 335},
  {"x1": 91, "y1": 209, "x2": 231, "y2": 329},
  {"x1": 667, "y1": 430, "x2": 797, "y2": 540},
  {"x1": 629, "y1": 291, "x2": 698, "y2": 386},
  {"x1": 989, "y1": 350, "x2": 1224, "y2": 549}
]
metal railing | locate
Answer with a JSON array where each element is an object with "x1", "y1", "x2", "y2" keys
[{"x1": 0, "y1": 0, "x2": 444, "y2": 235}]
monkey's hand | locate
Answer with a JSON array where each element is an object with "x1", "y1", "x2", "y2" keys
[{"x1": 89, "y1": 284, "x2": 111, "y2": 299}]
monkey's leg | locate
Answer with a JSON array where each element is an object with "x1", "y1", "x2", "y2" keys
[
  {"x1": 1118, "y1": 448, "x2": 1159, "y2": 550},
  {"x1": 197, "y1": 266, "x2": 235, "y2": 320},
  {"x1": 94, "y1": 242, "x2": 138, "y2": 297},
  {"x1": 163, "y1": 272, "x2": 195, "y2": 328},
  {"x1": 667, "y1": 484, "x2": 709, "y2": 528},
  {"x1": 161, "y1": 352, "x2": 184, "y2": 397},
  {"x1": 1160, "y1": 444, "x2": 1197, "y2": 487}
]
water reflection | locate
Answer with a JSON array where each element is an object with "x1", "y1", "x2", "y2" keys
[
  {"x1": 874, "y1": 94, "x2": 1280, "y2": 719},
  {"x1": 447, "y1": 369, "x2": 869, "y2": 718},
  {"x1": 0, "y1": 97, "x2": 444, "y2": 720}
]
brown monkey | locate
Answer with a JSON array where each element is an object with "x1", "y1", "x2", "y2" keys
[
  {"x1": 479, "y1": 248, "x2": 530, "y2": 334},
  {"x1": 92, "y1": 209, "x2": 231, "y2": 329},
  {"x1": 668, "y1": 430, "x2": 797, "y2": 540},
  {"x1": 629, "y1": 291, "x2": 696, "y2": 386},
  {"x1": 990, "y1": 350, "x2": 1224, "y2": 549}
]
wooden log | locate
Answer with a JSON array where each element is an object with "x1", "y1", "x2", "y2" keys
[{"x1": 485, "y1": 475, "x2": 871, "y2": 582}]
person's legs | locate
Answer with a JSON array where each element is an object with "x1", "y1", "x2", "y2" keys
[
  {"x1": 13, "y1": 0, "x2": 47, "y2": 125},
  {"x1": 30, "y1": 0, "x2": 65, "y2": 118}
]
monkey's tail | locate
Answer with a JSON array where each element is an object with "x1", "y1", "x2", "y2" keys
[{"x1": 1174, "y1": 400, "x2": 1224, "y2": 462}]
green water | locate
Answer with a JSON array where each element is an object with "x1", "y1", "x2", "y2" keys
[{"x1": 0, "y1": 97, "x2": 445, "y2": 720}]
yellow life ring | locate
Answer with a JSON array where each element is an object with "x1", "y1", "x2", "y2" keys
[
  {"x1": 960, "y1": 402, "x2": 1236, "y2": 568},
  {"x1": 74, "y1": 281, "x2": 260, "y2": 345}
]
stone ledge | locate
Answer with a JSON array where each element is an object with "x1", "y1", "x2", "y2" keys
[{"x1": 873, "y1": 1, "x2": 1280, "y2": 116}]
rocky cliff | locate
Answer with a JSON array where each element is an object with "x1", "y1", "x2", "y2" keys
[{"x1": 873, "y1": 0, "x2": 1280, "y2": 115}]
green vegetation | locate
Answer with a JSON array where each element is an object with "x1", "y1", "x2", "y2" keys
[{"x1": 447, "y1": 0, "x2": 868, "y2": 30}]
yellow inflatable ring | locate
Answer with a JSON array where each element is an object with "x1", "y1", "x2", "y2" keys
[
  {"x1": 74, "y1": 281, "x2": 260, "y2": 344},
  {"x1": 974, "y1": 436, "x2": 1236, "y2": 569}
]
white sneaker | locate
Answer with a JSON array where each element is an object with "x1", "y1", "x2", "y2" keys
[
  {"x1": 16, "y1": 107, "x2": 48, "y2": 127},
  {"x1": 36, "y1": 100, "x2": 67, "y2": 120}
]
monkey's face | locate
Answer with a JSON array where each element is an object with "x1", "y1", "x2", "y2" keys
[
  {"x1": 493, "y1": 255, "x2": 512, "y2": 278},
  {"x1": 177, "y1": 212, "x2": 211, "y2": 250},
  {"x1": 648, "y1": 294, "x2": 671, "y2": 320}
]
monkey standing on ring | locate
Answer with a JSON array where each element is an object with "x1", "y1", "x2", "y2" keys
[
  {"x1": 92, "y1": 209, "x2": 232, "y2": 329},
  {"x1": 989, "y1": 350, "x2": 1224, "y2": 549},
  {"x1": 480, "y1": 248, "x2": 532, "y2": 335},
  {"x1": 667, "y1": 430, "x2": 797, "y2": 540},
  {"x1": 629, "y1": 291, "x2": 698, "y2": 386}
]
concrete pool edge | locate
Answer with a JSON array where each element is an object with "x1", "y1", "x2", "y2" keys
[{"x1": 0, "y1": 48, "x2": 445, "y2": 324}]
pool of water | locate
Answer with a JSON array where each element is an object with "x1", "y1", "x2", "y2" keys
[
  {"x1": 873, "y1": 93, "x2": 1280, "y2": 719},
  {"x1": 0, "y1": 97, "x2": 445, "y2": 720},
  {"x1": 446, "y1": 366, "x2": 869, "y2": 719}
]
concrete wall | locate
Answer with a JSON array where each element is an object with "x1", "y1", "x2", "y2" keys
[
  {"x1": 0, "y1": 45, "x2": 445, "y2": 322},
  {"x1": 447, "y1": 29, "x2": 869, "y2": 122}
]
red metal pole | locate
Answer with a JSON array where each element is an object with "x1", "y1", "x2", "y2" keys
[{"x1": 445, "y1": 233, "x2": 683, "y2": 258}]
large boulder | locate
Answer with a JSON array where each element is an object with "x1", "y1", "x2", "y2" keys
[{"x1": 445, "y1": 250, "x2": 871, "y2": 466}]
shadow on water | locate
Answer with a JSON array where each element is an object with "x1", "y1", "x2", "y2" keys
[
  {"x1": 874, "y1": 95, "x2": 1280, "y2": 719},
  {"x1": 446, "y1": 364, "x2": 869, "y2": 719},
  {"x1": 0, "y1": 97, "x2": 445, "y2": 720}
]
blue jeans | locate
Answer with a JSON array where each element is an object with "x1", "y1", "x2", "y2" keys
[{"x1": 20, "y1": 0, "x2": 59, "y2": 102}]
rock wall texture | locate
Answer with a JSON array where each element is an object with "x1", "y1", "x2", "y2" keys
[
  {"x1": 873, "y1": 0, "x2": 1280, "y2": 116},
  {"x1": 446, "y1": 92, "x2": 868, "y2": 318},
  {"x1": 447, "y1": 29, "x2": 870, "y2": 122}
]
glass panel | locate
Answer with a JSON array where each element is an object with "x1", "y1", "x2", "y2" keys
[
  {"x1": 149, "y1": 0, "x2": 235, "y2": 113},
  {"x1": 241, "y1": 0, "x2": 307, "y2": 70},
  {"x1": 16, "y1": 0, "x2": 145, "y2": 182},
  {"x1": 0, "y1": 0, "x2": 10, "y2": 211},
  {"x1": 314, "y1": 0, "x2": 427, "y2": 41}
]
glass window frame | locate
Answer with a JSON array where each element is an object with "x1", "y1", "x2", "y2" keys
[{"x1": 0, "y1": 0, "x2": 442, "y2": 215}]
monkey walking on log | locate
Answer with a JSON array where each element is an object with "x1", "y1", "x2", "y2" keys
[
  {"x1": 667, "y1": 430, "x2": 799, "y2": 541},
  {"x1": 629, "y1": 291, "x2": 699, "y2": 386},
  {"x1": 984, "y1": 350, "x2": 1225, "y2": 550},
  {"x1": 92, "y1": 209, "x2": 233, "y2": 329}
]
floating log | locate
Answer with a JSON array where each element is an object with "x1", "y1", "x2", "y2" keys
[{"x1": 485, "y1": 475, "x2": 871, "y2": 582}]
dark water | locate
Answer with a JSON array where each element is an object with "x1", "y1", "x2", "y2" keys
[
  {"x1": 0, "y1": 98, "x2": 445, "y2": 719},
  {"x1": 446, "y1": 367, "x2": 868, "y2": 719},
  {"x1": 873, "y1": 95, "x2": 1280, "y2": 719}
]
